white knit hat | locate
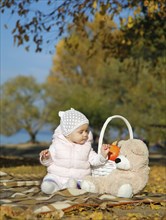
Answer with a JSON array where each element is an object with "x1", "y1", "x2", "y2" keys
[{"x1": 59, "y1": 108, "x2": 89, "y2": 136}]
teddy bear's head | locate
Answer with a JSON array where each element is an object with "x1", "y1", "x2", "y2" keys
[{"x1": 115, "y1": 139, "x2": 149, "y2": 171}]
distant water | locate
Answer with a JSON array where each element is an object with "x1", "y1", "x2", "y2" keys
[
  {"x1": 0, "y1": 130, "x2": 53, "y2": 145},
  {"x1": 0, "y1": 128, "x2": 136, "y2": 145}
]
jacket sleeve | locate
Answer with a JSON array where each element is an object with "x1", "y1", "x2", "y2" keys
[
  {"x1": 39, "y1": 143, "x2": 55, "y2": 167},
  {"x1": 40, "y1": 155, "x2": 53, "y2": 166},
  {"x1": 88, "y1": 148, "x2": 107, "y2": 166}
]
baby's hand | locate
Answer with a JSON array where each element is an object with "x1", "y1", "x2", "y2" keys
[
  {"x1": 101, "y1": 144, "x2": 110, "y2": 158},
  {"x1": 40, "y1": 149, "x2": 50, "y2": 160}
]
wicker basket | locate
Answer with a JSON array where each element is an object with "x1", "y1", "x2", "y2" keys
[{"x1": 92, "y1": 115, "x2": 134, "y2": 177}]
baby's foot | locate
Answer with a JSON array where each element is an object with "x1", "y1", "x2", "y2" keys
[
  {"x1": 41, "y1": 181, "x2": 60, "y2": 194},
  {"x1": 67, "y1": 179, "x2": 83, "y2": 189},
  {"x1": 81, "y1": 180, "x2": 97, "y2": 193}
]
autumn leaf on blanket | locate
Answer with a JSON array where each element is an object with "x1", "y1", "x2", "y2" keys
[{"x1": 150, "y1": 203, "x2": 162, "y2": 210}]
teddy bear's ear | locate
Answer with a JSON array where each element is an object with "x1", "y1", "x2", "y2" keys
[
  {"x1": 117, "y1": 140, "x2": 125, "y2": 148},
  {"x1": 131, "y1": 139, "x2": 148, "y2": 156}
]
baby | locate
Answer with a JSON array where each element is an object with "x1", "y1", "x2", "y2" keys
[{"x1": 40, "y1": 108, "x2": 109, "y2": 194}]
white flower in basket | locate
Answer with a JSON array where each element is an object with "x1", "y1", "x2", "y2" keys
[{"x1": 92, "y1": 115, "x2": 134, "y2": 177}]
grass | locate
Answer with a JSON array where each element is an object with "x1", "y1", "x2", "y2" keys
[{"x1": 1, "y1": 165, "x2": 46, "y2": 176}]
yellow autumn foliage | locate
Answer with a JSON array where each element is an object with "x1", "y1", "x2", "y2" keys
[
  {"x1": 127, "y1": 16, "x2": 134, "y2": 29},
  {"x1": 92, "y1": 1, "x2": 97, "y2": 9}
]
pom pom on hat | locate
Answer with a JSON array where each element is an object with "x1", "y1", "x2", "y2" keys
[
  {"x1": 58, "y1": 111, "x2": 64, "y2": 118},
  {"x1": 59, "y1": 108, "x2": 89, "y2": 136}
]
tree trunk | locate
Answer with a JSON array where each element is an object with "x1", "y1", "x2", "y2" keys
[{"x1": 29, "y1": 132, "x2": 38, "y2": 143}]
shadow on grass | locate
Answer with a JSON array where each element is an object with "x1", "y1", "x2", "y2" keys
[
  {"x1": 0, "y1": 143, "x2": 165, "y2": 168},
  {"x1": 0, "y1": 144, "x2": 49, "y2": 167}
]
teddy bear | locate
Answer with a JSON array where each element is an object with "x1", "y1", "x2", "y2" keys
[{"x1": 81, "y1": 139, "x2": 150, "y2": 198}]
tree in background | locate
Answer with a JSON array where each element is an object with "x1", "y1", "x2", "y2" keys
[
  {"x1": 46, "y1": 14, "x2": 120, "y2": 137},
  {"x1": 0, "y1": 76, "x2": 50, "y2": 143},
  {"x1": 114, "y1": 57, "x2": 165, "y2": 143},
  {"x1": 46, "y1": 9, "x2": 165, "y2": 143},
  {"x1": 116, "y1": 9, "x2": 166, "y2": 142}
]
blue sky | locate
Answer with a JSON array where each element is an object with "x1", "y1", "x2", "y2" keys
[{"x1": 0, "y1": 10, "x2": 53, "y2": 85}]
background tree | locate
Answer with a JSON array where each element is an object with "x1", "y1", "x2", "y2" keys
[
  {"x1": 0, "y1": 76, "x2": 50, "y2": 143},
  {"x1": 46, "y1": 10, "x2": 165, "y2": 143},
  {"x1": 114, "y1": 57, "x2": 165, "y2": 142},
  {"x1": 45, "y1": 14, "x2": 122, "y2": 138}
]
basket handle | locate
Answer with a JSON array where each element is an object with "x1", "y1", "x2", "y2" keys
[{"x1": 98, "y1": 115, "x2": 133, "y2": 154}]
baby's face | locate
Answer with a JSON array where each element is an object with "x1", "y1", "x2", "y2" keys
[{"x1": 66, "y1": 124, "x2": 89, "y2": 145}]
